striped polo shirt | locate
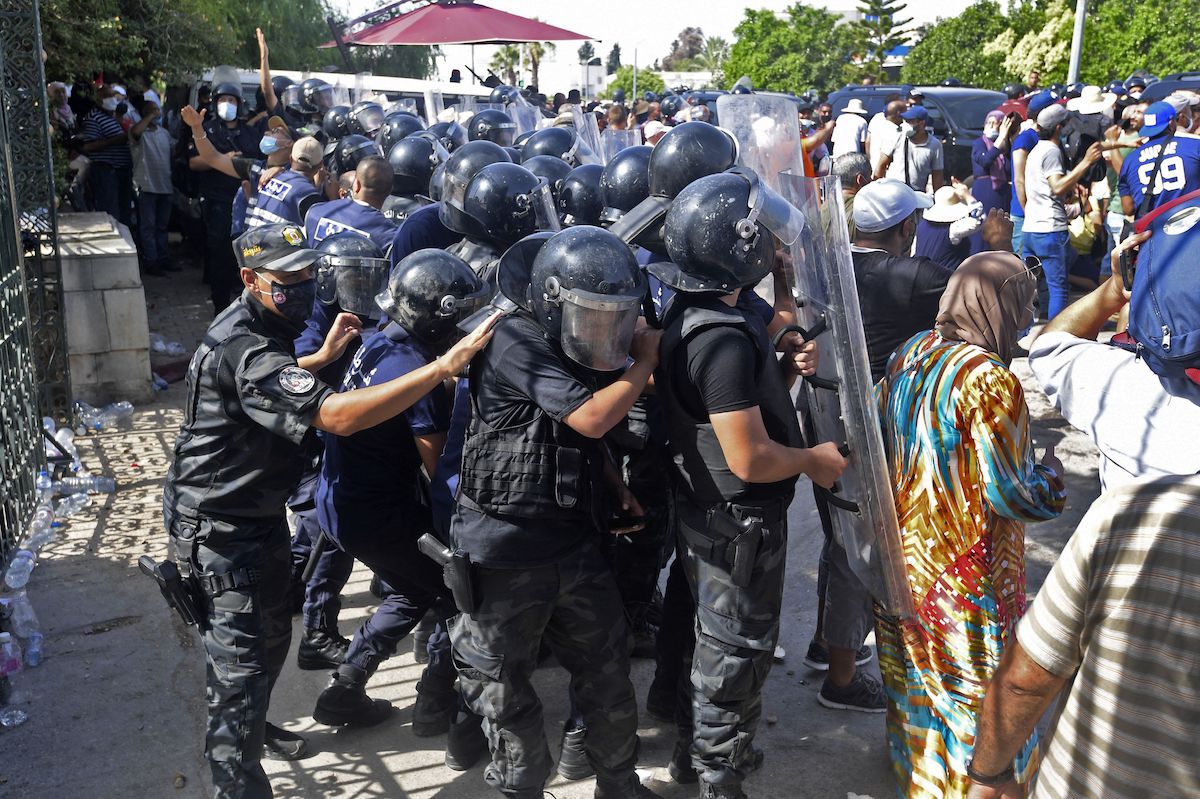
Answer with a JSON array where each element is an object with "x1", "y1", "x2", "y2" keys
[
  {"x1": 1017, "y1": 474, "x2": 1200, "y2": 799},
  {"x1": 81, "y1": 108, "x2": 131, "y2": 168}
]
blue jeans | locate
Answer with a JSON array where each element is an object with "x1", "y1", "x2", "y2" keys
[
  {"x1": 136, "y1": 191, "x2": 172, "y2": 270},
  {"x1": 1023, "y1": 229, "x2": 1070, "y2": 320},
  {"x1": 1010, "y1": 214, "x2": 1024, "y2": 256}
]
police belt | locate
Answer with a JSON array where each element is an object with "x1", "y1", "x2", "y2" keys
[
  {"x1": 678, "y1": 498, "x2": 787, "y2": 587},
  {"x1": 168, "y1": 508, "x2": 264, "y2": 597}
]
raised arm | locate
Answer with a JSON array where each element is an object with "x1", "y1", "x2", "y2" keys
[
  {"x1": 257, "y1": 28, "x2": 277, "y2": 116},
  {"x1": 183, "y1": 105, "x2": 239, "y2": 178}
]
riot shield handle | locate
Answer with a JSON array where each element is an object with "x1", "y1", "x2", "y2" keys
[{"x1": 771, "y1": 321, "x2": 838, "y2": 391}]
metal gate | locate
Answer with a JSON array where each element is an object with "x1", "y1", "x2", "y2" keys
[{"x1": 0, "y1": 0, "x2": 63, "y2": 558}]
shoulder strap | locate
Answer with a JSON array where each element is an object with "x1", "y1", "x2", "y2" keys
[
  {"x1": 1138, "y1": 135, "x2": 1174, "y2": 217},
  {"x1": 904, "y1": 137, "x2": 911, "y2": 188}
]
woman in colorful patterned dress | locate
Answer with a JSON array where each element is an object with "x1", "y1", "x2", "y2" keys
[{"x1": 874, "y1": 250, "x2": 1067, "y2": 798}]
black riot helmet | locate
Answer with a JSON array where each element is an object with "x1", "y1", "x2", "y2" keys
[
  {"x1": 300, "y1": 78, "x2": 335, "y2": 115},
  {"x1": 558, "y1": 164, "x2": 604, "y2": 227},
  {"x1": 439, "y1": 140, "x2": 513, "y2": 238},
  {"x1": 599, "y1": 145, "x2": 652, "y2": 225},
  {"x1": 612, "y1": 88, "x2": 626, "y2": 105},
  {"x1": 503, "y1": 146, "x2": 523, "y2": 162},
  {"x1": 941, "y1": 77, "x2": 962, "y2": 87},
  {"x1": 1065, "y1": 81, "x2": 1085, "y2": 99},
  {"x1": 282, "y1": 84, "x2": 306, "y2": 116},
  {"x1": 314, "y1": 232, "x2": 390, "y2": 318},
  {"x1": 656, "y1": 168, "x2": 804, "y2": 295},
  {"x1": 489, "y1": 84, "x2": 521, "y2": 106},
  {"x1": 335, "y1": 134, "x2": 381, "y2": 176},
  {"x1": 521, "y1": 155, "x2": 572, "y2": 203},
  {"x1": 521, "y1": 126, "x2": 597, "y2": 167},
  {"x1": 659, "y1": 94, "x2": 684, "y2": 122},
  {"x1": 376, "y1": 249, "x2": 491, "y2": 348},
  {"x1": 427, "y1": 120, "x2": 468, "y2": 152},
  {"x1": 387, "y1": 134, "x2": 450, "y2": 197},
  {"x1": 1003, "y1": 82, "x2": 1024, "y2": 100},
  {"x1": 428, "y1": 162, "x2": 447, "y2": 202},
  {"x1": 647, "y1": 122, "x2": 739, "y2": 199},
  {"x1": 322, "y1": 105, "x2": 352, "y2": 140},
  {"x1": 213, "y1": 81, "x2": 243, "y2": 103},
  {"x1": 526, "y1": 226, "x2": 646, "y2": 372},
  {"x1": 348, "y1": 101, "x2": 387, "y2": 138},
  {"x1": 271, "y1": 75, "x2": 294, "y2": 100},
  {"x1": 513, "y1": 129, "x2": 536, "y2": 151},
  {"x1": 461, "y1": 162, "x2": 560, "y2": 247},
  {"x1": 375, "y1": 111, "x2": 426, "y2": 153},
  {"x1": 467, "y1": 108, "x2": 517, "y2": 147}
]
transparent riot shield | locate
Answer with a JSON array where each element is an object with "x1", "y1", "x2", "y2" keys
[
  {"x1": 509, "y1": 104, "x2": 542, "y2": 136},
  {"x1": 211, "y1": 65, "x2": 241, "y2": 92},
  {"x1": 599, "y1": 129, "x2": 640, "y2": 162},
  {"x1": 571, "y1": 105, "x2": 605, "y2": 164},
  {"x1": 423, "y1": 89, "x2": 444, "y2": 126},
  {"x1": 779, "y1": 170, "x2": 913, "y2": 618}
]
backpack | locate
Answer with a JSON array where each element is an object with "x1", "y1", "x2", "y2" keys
[
  {"x1": 1121, "y1": 187, "x2": 1200, "y2": 381},
  {"x1": 1059, "y1": 110, "x2": 1108, "y2": 184}
]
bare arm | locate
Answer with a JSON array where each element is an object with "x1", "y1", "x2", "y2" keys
[
  {"x1": 930, "y1": 169, "x2": 945, "y2": 191},
  {"x1": 968, "y1": 640, "x2": 1069, "y2": 791},
  {"x1": 312, "y1": 313, "x2": 498, "y2": 436},
  {"x1": 257, "y1": 28, "x2": 278, "y2": 116},
  {"x1": 1012, "y1": 148, "x2": 1028, "y2": 208},
  {"x1": 129, "y1": 107, "x2": 158, "y2": 142},
  {"x1": 1120, "y1": 194, "x2": 1135, "y2": 216},
  {"x1": 563, "y1": 360, "x2": 655, "y2": 438},
  {"x1": 709, "y1": 406, "x2": 846, "y2": 487},
  {"x1": 874, "y1": 150, "x2": 892, "y2": 180},
  {"x1": 82, "y1": 129, "x2": 127, "y2": 153},
  {"x1": 1037, "y1": 237, "x2": 1143, "y2": 342},
  {"x1": 1047, "y1": 143, "x2": 1103, "y2": 198},
  {"x1": 415, "y1": 432, "x2": 447, "y2": 478},
  {"x1": 296, "y1": 312, "x2": 362, "y2": 372}
]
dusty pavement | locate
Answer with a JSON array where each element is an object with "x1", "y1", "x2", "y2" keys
[{"x1": 0, "y1": 247, "x2": 1103, "y2": 799}]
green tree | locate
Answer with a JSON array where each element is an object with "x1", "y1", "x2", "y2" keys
[
  {"x1": 606, "y1": 44, "x2": 622, "y2": 75},
  {"x1": 1083, "y1": 0, "x2": 1200, "y2": 83},
  {"x1": 577, "y1": 41, "x2": 595, "y2": 65},
  {"x1": 693, "y1": 36, "x2": 731, "y2": 75},
  {"x1": 490, "y1": 44, "x2": 521, "y2": 86},
  {"x1": 522, "y1": 38, "x2": 556, "y2": 90},
  {"x1": 900, "y1": 0, "x2": 1016, "y2": 88},
  {"x1": 723, "y1": 4, "x2": 856, "y2": 94},
  {"x1": 854, "y1": 0, "x2": 913, "y2": 79},
  {"x1": 602, "y1": 65, "x2": 665, "y2": 100}
]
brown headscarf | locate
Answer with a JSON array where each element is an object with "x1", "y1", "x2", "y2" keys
[{"x1": 934, "y1": 251, "x2": 1036, "y2": 364}]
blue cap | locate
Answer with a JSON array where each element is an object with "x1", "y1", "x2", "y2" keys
[
  {"x1": 900, "y1": 105, "x2": 928, "y2": 121},
  {"x1": 1141, "y1": 101, "x2": 1176, "y2": 138},
  {"x1": 1027, "y1": 90, "x2": 1058, "y2": 116}
]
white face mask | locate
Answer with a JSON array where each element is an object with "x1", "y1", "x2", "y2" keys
[
  {"x1": 216, "y1": 101, "x2": 238, "y2": 122},
  {"x1": 984, "y1": 129, "x2": 1000, "y2": 141},
  {"x1": 902, "y1": 122, "x2": 917, "y2": 139},
  {"x1": 101, "y1": 97, "x2": 119, "y2": 112}
]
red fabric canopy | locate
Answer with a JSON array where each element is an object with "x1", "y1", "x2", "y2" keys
[{"x1": 334, "y1": 1, "x2": 591, "y2": 46}]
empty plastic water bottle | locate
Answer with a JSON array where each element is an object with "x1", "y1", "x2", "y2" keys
[
  {"x1": 74, "y1": 401, "x2": 101, "y2": 432},
  {"x1": 52, "y1": 427, "x2": 83, "y2": 472},
  {"x1": 3, "y1": 551, "x2": 35, "y2": 590},
  {"x1": 55, "y1": 492, "x2": 90, "y2": 517},
  {"x1": 58, "y1": 475, "x2": 117, "y2": 495},
  {"x1": 152, "y1": 372, "x2": 169, "y2": 391},
  {"x1": 93, "y1": 401, "x2": 135, "y2": 432},
  {"x1": 35, "y1": 470, "x2": 53, "y2": 504},
  {"x1": 41, "y1": 416, "x2": 56, "y2": 434},
  {"x1": 24, "y1": 632, "x2": 43, "y2": 667},
  {"x1": 7, "y1": 591, "x2": 39, "y2": 640},
  {"x1": 0, "y1": 707, "x2": 28, "y2": 727},
  {"x1": 0, "y1": 633, "x2": 22, "y2": 676}
]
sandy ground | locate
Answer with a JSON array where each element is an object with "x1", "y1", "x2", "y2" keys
[{"x1": 0, "y1": 265, "x2": 1102, "y2": 799}]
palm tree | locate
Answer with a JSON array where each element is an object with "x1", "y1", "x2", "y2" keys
[
  {"x1": 522, "y1": 38, "x2": 556, "y2": 90},
  {"x1": 692, "y1": 36, "x2": 730, "y2": 74},
  {"x1": 489, "y1": 44, "x2": 521, "y2": 86}
]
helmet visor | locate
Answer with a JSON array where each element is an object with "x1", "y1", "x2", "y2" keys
[
  {"x1": 555, "y1": 283, "x2": 644, "y2": 372},
  {"x1": 312, "y1": 86, "x2": 335, "y2": 111},
  {"x1": 357, "y1": 105, "x2": 386, "y2": 136},
  {"x1": 527, "y1": 180, "x2": 562, "y2": 233},
  {"x1": 444, "y1": 167, "x2": 471, "y2": 213},
  {"x1": 282, "y1": 85, "x2": 304, "y2": 111},
  {"x1": 320, "y1": 255, "x2": 390, "y2": 317},
  {"x1": 564, "y1": 134, "x2": 602, "y2": 167},
  {"x1": 438, "y1": 280, "x2": 493, "y2": 328},
  {"x1": 734, "y1": 167, "x2": 805, "y2": 246}
]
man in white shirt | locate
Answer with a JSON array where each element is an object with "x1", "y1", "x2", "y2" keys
[
  {"x1": 831, "y1": 99, "x2": 869, "y2": 158},
  {"x1": 875, "y1": 105, "x2": 944, "y2": 192},
  {"x1": 866, "y1": 98, "x2": 905, "y2": 175}
]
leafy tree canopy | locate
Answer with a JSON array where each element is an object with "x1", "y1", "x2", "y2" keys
[
  {"x1": 602, "y1": 65, "x2": 665, "y2": 100},
  {"x1": 723, "y1": 4, "x2": 856, "y2": 93}
]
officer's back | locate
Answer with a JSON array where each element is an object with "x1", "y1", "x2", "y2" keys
[{"x1": 305, "y1": 156, "x2": 397, "y2": 251}]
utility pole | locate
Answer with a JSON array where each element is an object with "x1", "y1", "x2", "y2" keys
[{"x1": 1067, "y1": 0, "x2": 1086, "y2": 84}]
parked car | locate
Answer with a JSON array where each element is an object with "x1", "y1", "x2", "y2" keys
[
  {"x1": 1140, "y1": 72, "x2": 1200, "y2": 103},
  {"x1": 827, "y1": 84, "x2": 1006, "y2": 180}
]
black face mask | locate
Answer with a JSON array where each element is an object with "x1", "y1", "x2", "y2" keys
[{"x1": 260, "y1": 278, "x2": 317, "y2": 328}]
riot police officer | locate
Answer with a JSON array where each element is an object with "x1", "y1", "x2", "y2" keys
[
  {"x1": 312, "y1": 248, "x2": 490, "y2": 727},
  {"x1": 438, "y1": 141, "x2": 516, "y2": 272},
  {"x1": 649, "y1": 171, "x2": 847, "y2": 799},
  {"x1": 376, "y1": 110, "x2": 426, "y2": 153},
  {"x1": 347, "y1": 100, "x2": 386, "y2": 138},
  {"x1": 466, "y1": 108, "x2": 517, "y2": 147},
  {"x1": 558, "y1": 164, "x2": 605, "y2": 227},
  {"x1": 450, "y1": 226, "x2": 660, "y2": 799},
  {"x1": 304, "y1": 155, "x2": 398, "y2": 251},
  {"x1": 163, "y1": 223, "x2": 497, "y2": 799},
  {"x1": 453, "y1": 161, "x2": 559, "y2": 272},
  {"x1": 599, "y1": 145, "x2": 652, "y2": 226},
  {"x1": 521, "y1": 154, "x2": 572, "y2": 205},
  {"x1": 382, "y1": 132, "x2": 448, "y2": 223}
]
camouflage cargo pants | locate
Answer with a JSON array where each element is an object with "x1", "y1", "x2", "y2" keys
[
  {"x1": 676, "y1": 497, "x2": 788, "y2": 792},
  {"x1": 451, "y1": 541, "x2": 639, "y2": 798},
  {"x1": 172, "y1": 515, "x2": 292, "y2": 799}
]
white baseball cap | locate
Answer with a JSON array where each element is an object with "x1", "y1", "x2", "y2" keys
[{"x1": 853, "y1": 178, "x2": 934, "y2": 233}]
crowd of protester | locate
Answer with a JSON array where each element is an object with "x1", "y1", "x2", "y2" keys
[{"x1": 43, "y1": 40, "x2": 1200, "y2": 799}]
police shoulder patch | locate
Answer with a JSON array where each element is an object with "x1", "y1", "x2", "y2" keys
[{"x1": 279, "y1": 366, "x2": 316, "y2": 394}]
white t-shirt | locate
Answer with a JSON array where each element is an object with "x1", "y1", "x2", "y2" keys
[
  {"x1": 1028, "y1": 330, "x2": 1200, "y2": 489},
  {"x1": 1022, "y1": 139, "x2": 1067, "y2": 233},
  {"x1": 884, "y1": 133, "x2": 943, "y2": 190},
  {"x1": 831, "y1": 113, "x2": 868, "y2": 158},
  {"x1": 867, "y1": 112, "x2": 900, "y2": 172}
]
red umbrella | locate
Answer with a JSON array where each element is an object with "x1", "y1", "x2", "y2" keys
[{"x1": 333, "y1": 0, "x2": 591, "y2": 46}]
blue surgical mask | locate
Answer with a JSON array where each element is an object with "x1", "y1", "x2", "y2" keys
[
  {"x1": 260, "y1": 135, "x2": 280, "y2": 155},
  {"x1": 216, "y1": 101, "x2": 238, "y2": 122}
]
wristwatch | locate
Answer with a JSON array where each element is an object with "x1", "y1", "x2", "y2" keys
[{"x1": 966, "y1": 757, "x2": 1014, "y2": 786}]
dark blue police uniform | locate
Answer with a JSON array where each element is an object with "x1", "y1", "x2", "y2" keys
[
  {"x1": 389, "y1": 201, "x2": 461, "y2": 266},
  {"x1": 248, "y1": 169, "x2": 320, "y2": 228},
  {"x1": 304, "y1": 197, "x2": 397, "y2": 252}
]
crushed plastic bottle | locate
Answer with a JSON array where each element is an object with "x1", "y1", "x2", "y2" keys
[
  {"x1": 0, "y1": 633, "x2": 22, "y2": 676},
  {"x1": 95, "y1": 401, "x2": 135, "y2": 432},
  {"x1": 57, "y1": 475, "x2": 116, "y2": 495},
  {"x1": 6, "y1": 591, "x2": 39, "y2": 640},
  {"x1": 74, "y1": 401, "x2": 100, "y2": 432},
  {"x1": 152, "y1": 372, "x2": 169, "y2": 391},
  {"x1": 24, "y1": 632, "x2": 43, "y2": 667},
  {"x1": 54, "y1": 493, "x2": 90, "y2": 518},
  {"x1": 41, "y1": 416, "x2": 56, "y2": 435},
  {"x1": 35, "y1": 471, "x2": 53, "y2": 504},
  {"x1": 0, "y1": 707, "x2": 28, "y2": 727},
  {"x1": 3, "y1": 551, "x2": 35, "y2": 590},
  {"x1": 52, "y1": 427, "x2": 83, "y2": 472}
]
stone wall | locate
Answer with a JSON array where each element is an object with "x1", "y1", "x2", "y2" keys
[{"x1": 59, "y1": 213, "x2": 152, "y2": 405}]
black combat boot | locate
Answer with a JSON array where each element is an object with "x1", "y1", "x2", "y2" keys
[
  {"x1": 296, "y1": 628, "x2": 349, "y2": 671},
  {"x1": 625, "y1": 601, "x2": 659, "y2": 660},
  {"x1": 671, "y1": 743, "x2": 763, "y2": 785},
  {"x1": 444, "y1": 709, "x2": 488, "y2": 771},
  {"x1": 313, "y1": 663, "x2": 393, "y2": 727},
  {"x1": 557, "y1": 723, "x2": 594, "y2": 780},
  {"x1": 698, "y1": 782, "x2": 747, "y2": 799},
  {"x1": 594, "y1": 773, "x2": 659, "y2": 798},
  {"x1": 411, "y1": 668, "x2": 457, "y2": 736},
  {"x1": 263, "y1": 722, "x2": 309, "y2": 761}
]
